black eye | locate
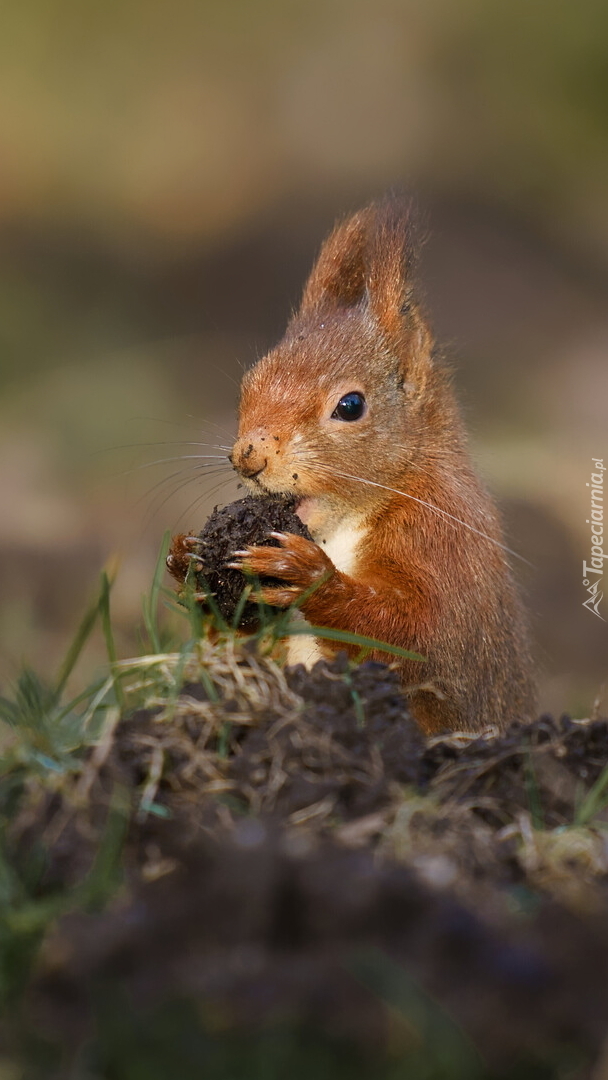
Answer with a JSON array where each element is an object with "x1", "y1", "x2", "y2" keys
[{"x1": 331, "y1": 392, "x2": 366, "y2": 421}]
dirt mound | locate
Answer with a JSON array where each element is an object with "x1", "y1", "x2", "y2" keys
[
  {"x1": 24, "y1": 826, "x2": 608, "y2": 1078},
  {"x1": 3, "y1": 645, "x2": 608, "y2": 1077},
  {"x1": 113, "y1": 655, "x2": 608, "y2": 911}
]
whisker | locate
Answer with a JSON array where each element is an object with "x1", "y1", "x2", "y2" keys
[
  {"x1": 396, "y1": 445, "x2": 459, "y2": 456},
  {"x1": 310, "y1": 462, "x2": 532, "y2": 566},
  {"x1": 183, "y1": 414, "x2": 237, "y2": 441},
  {"x1": 290, "y1": 447, "x2": 443, "y2": 487},
  {"x1": 202, "y1": 363, "x2": 241, "y2": 390},
  {"x1": 136, "y1": 462, "x2": 231, "y2": 507},
  {"x1": 291, "y1": 443, "x2": 450, "y2": 471},
  {"x1": 173, "y1": 474, "x2": 238, "y2": 530},
  {"x1": 391, "y1": 449, "x2": 444, "y2": 481},
  {"x1": 95, "y1": 440, "x2": 229, "y2": 456},
  {"x1": 119, "y1": 454, "x2": 229, "y2": 478},
  {"x1": 144, "y1": 467, "x2": 230, "y2": 524},
  {"x1": 142, "y1": 467, "x2": 233, "y2": 531},
  {"x1": 125, "y1": 413, "x2": 236, "y2": 442}
]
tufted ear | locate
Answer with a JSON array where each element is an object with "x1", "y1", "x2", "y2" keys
[
  {"x1": 296, "y1": 198, "x2": 420, "y2": 342},
  {"x1": 364, "y1": 198, "x2": 418, "y2": 339},
  {"x1": 298, "y1": 207, "x2": 371, "y2": 316}
]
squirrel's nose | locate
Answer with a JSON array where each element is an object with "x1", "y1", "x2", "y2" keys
[{"x1": 231, "y1": 435, "x2": 269, "y2": 479}]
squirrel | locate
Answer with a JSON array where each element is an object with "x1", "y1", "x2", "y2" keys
[{"x1": 172, "y1": 199, "x2": 535, "y2": 734}]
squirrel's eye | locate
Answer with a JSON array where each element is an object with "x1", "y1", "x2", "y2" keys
[{"x1": 331, "y1": 392, "x2": 366, "y2": 422}]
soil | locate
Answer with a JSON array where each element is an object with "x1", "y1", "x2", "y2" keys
[
  {"x1": 167, "y1": 495, "x2": 313, "y2": 629},
  {"x1": 4, "y1": 648, "x2": 608, "y2": 1077}
]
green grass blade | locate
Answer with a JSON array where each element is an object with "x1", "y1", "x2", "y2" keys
[
  {"x1": 142, "y1": 531, "x2": 171, "y2": 653},
  {"x1": 231, "y1": 583, "x2": 254, "y2": 630},
  {"x1": 284, "y1": 622, "x2": 425, "y2": 662},
  {"x1": 81, "y1": 785, "x2": 130, "y2": 910},
  {"x1": 54, "y1": 586, "x2": 104, "y2": 698},
  {"x1": 576, "y1": 764, "x2": 608, "y2": 826},
  {"x1": 343, "y1": 670, "x2": 365, "y2": 728},
  {"x1": 349, "y1": 947, "x2": 483, "y2": 1078},
  {"x1": 288, "y1": 568, "x2": 333, "y2": 610},
  {"x1": 524, "y1": 749, "x2": 544, "y2": 830},
  {"x1": 54, "y1": 676, "x2": 110, "y2": 724},
  {"x1": 0, "y1": 695, "x2": 19, "y2": 727},
  {"x1": 163, "y1": 639, "x2": 196, "y2": 722},
  {"x1": 99, "y1": 571, "x2": 117, "y2": 667},
  {"x1": 179, "y1": 568, "x2": 229, "y2": 636},
  {"x1": 99, "y1": 571, "x2": 125, "y2": 712}
]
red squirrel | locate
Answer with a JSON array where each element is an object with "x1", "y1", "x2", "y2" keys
[{"x1": 179, "y1": 200, "x2": 535, "y2": 734}]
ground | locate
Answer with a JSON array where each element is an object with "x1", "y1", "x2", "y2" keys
[{"x1": 1, "y1": 635, "x2": 608, "y2": 1078}]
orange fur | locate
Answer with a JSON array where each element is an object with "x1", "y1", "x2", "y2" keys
[{"x1": 225, "y1": 199, "x2": 534, "y2": 733}]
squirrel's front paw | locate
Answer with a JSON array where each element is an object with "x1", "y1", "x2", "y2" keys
[
  {"x1": 166, "y1": 533, "x2": 203, "y2": 586},
  {"x1": 226, "y1": 531, "x2": 335, "y2": 607}
]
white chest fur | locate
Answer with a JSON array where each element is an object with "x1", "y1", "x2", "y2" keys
[
  {"x1": 320, "y1": 517, "x2": 367, "y2": 576},
  {"x1": 286, "y1": 517, "x2": 368, "y2": 669}
]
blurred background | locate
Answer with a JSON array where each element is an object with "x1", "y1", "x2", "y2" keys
[{"x1": 0, "y1": 0, "x2": 607, "y2": 715}]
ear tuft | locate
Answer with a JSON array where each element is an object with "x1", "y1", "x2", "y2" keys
[
  {"x1": 363, "y1": 196, "x2": 419, "y2": 337},
  {"x1": 295, "y1": 197, "x2": 420, "y2": 341},
  {"x1": 298, "y1": 208, "x2": 371, "y2": 316}
]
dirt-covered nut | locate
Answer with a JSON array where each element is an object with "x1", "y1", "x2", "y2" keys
[{"x1": 167, "y1": 495, "x2": 313, "y2": 629}]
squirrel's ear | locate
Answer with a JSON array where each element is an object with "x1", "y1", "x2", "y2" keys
[
  {"x1": 296, "y1": 199, "x2": 421, "y2": 339},
  {"x1": 296, "y1": 199, "x2": 432, "y2": 372},
  {"x1": 364, "y1": 197, "x2": 421, "y2": 341},
  {"x1": 297, "y1": 208, "x2": 372, "y2": 317},
  {"x1": 362, "y1": 198, "x2": 434, "y2": 383}
]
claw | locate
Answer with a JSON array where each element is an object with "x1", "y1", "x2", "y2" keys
[{"x1": 259, "y1": 584, "x2": 300, "y2": 607}]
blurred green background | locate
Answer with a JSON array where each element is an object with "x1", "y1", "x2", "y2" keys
[{"x1": 0, "y1": 0, "x2": 607, "y2": 715}]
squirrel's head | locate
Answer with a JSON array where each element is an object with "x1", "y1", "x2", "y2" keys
[{"x1": 231, "y1": 199, "x2": 441, "y2": 528}]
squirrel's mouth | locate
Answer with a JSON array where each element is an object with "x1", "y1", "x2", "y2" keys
[
  {"x1": 294, "y1": 497, "x2": 316, "y2": 525},
  {"x1": 245, "y1": 479, "x2": 315, "y2": 524},
  {"x1": 244, "y1": 479, "x2": 318, "y2": 528}
]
